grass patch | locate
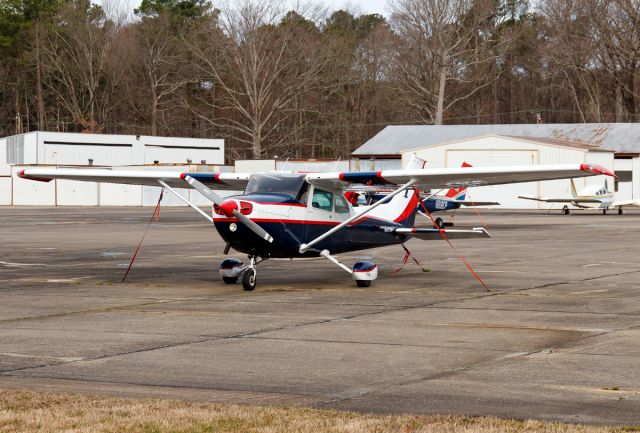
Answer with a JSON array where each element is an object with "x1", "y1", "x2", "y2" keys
[{"x1": 0, "y1": 388, "x2": 637, "y2": 433}]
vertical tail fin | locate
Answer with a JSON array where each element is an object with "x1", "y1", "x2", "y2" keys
[
  {"x1": 445, "y1": 162, "x2": 472, "y2": 200},
  {"x1": 405, "y1": 153, "x2": 427, "y2": 169},
  {"x1": 370, "y1": 187, "x2": 421, "y2": 228},
  {"x1": 394, "y1": 188, "x2": 421, "y2": 228}
]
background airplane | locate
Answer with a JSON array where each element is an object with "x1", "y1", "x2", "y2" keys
[
  {"x1": 348, "y1": 162, "x2": 499, "y2": 228},
  {"x1": 519, "y1": 178, "x2": 640, "y2": 214},
  {"x1": 19, "y1": 162, "x2": 613, "y2": 291}
]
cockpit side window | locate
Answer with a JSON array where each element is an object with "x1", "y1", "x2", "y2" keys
[
  {"x1": 334, "y1": 195, "x2": 350, "y2": 213},
  {"x1": 296, "y1": 182, "x2": 309, "y2": 203},
  {"x1": 312, "y1": 188, "x2": 333, "y2": 211}
]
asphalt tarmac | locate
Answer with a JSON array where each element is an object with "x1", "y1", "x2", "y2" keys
[{"x1": 1, "y1": 206, "x2": 639, "y2": 425}]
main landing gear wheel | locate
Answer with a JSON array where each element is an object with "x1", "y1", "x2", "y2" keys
[
  {"x1": 602, "y1": 208, "x2": 607, "y2": 215},
  {"x1": 619, "y1": 207, "x2": 624, "y2": 215},
  {"x1": 562, "y1": 205, "x2": 570, "y2": 215},
  {"x1": 242, "y1": 267, "x2": 257, "y2": 291},
  {"x1": 434, "y1": 217, "x2": 444, "y2": 229},
  {"x1": 352, "y1": 261, "x2": 378, "y2": 287}
]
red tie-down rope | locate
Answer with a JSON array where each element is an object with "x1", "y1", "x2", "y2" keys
[
  {"x1": 390, "y1": 243, "x2": 429, "y2": 274},
  {"x1": 121, "y1": 188, "x2": 164, "y2": 283},
  {"x1": 418, "y1": 198, "x2": 490, "y2": 292},
  {"x1": 465, "y1": 189, "x2": 489, "y2": 230}
]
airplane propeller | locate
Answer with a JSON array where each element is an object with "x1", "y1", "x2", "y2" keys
[{"x1": 183, "y1": 175, "x2": 274, "y2": 243}]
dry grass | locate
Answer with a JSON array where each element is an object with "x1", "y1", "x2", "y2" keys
[{"x1": 0, "y1": 388, "x2": 638, "y2": 433}]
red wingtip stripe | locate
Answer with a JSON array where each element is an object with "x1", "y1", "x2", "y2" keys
[
  {"x1": 17, "y1": 169, "x2": 53, "y2": 182},
  {"x1": 580, "y1": 163, "x2": 617, "y2": 178},
  {"x1": 180, "y1": 173, "x2": 187, "y2": 180}
]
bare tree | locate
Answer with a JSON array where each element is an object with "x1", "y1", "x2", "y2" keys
[
  {"x1": 587, "y1": 0, "x2": 640, "y2": 121},
  {"x1": 133, "y1": 14, "x2": 195, "y2": 135},
  {"x1": 391, "y1": 0, "x2": 498, "y2": 124},
  {"x1": 41, "y1": 0, "x2": 128, "y2": 132},
  {"x1": 542, "y1": 0, "x2": 606, "y2": 122},
  {"x1": 187, "y1": 0, "x2": 327, "y2": 158}
]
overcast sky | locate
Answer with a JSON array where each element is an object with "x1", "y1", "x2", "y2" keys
[
  {"x1": 114, "y1": 0, "x2": 392, "y2": 18},
  {"x1": 310, "y1": 0, "x2": 390, "y2": 16}
]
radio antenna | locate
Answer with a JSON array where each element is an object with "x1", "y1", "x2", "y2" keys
[{"x1": 333, "y1": 157, "x2": 342, "y2": 172}]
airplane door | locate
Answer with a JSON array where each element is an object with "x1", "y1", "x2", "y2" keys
[{"x1": 305, "y1": 187, "x2": 351, "y2": 251}]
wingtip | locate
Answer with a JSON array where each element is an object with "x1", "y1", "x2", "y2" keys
[
  {"x1": 580, "y1": 163, "x2": 617, "y2": 179},
  {"x1": 474, "y1": 227, "x2": 491, "y2": 238},
  {"x1": 17, "y1": 169, "x2": 53, "y2": 182}
]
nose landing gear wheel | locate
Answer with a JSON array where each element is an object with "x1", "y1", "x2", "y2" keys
[
  {"x1": 602, "y1": 208, "x2": 607, "y2": 215},
  {"x1": 242, "y1": 267, "x2": 257, "y2": 291},
  {"x1": 222, "y1": 277, "x2": 238, "y2": 284},
  {"x1": 619, "y1": 207, "x2": 624, "y2": 215},
  {"x1": 562, "y1": 205, "x2": 570, "y2": 215}
]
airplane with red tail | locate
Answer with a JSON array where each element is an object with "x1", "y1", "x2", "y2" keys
[
  {"x1": 18, "y1": 161, "x2": 615, "y2": 291},
  {"x1": 349, "y1": 162, "x2": 499, "y2": 229}
]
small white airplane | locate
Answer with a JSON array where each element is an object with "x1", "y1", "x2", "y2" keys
[
  {"x1": 519, "y1": 178, "x2": 640, "y2": 215},
  {"x1": 19, "y1": 161, "x2": 614, "y2": 291}
]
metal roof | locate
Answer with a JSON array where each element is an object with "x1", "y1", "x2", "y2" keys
[
  {"x1": 353, "y1": 123, "x2": 640, "y2": 156},
  {"x1": 499, "y1": 135, "x2": 610, "y2": 151}
]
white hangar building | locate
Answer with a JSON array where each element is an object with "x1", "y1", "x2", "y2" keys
[
  {"x1": 353, "y1": 123, "x2": 639, "y2": 209},
  {"x1": 0, "y1": 131, "x2": 225, "y2": 206}
]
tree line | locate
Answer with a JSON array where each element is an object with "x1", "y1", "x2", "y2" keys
[{"x1": 1, "y1": 0, "x2": 639, "y2": 160}]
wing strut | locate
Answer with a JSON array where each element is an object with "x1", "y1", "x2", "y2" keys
[
  {"x1": 158, "y1": 180, "x2": 214, "y2": 223},
  {"x1": 299, "y1": 179, "x2": 417, "y2": 254}
]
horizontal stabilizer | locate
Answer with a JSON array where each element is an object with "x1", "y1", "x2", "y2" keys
[
  {"x1": 395, "y1": 226, "x2": 490, "y2": 240},
  {"x1": 453, "y1": 200, "x2": 500, "y2": 206},
  {"x1": 613, "y1": 199, "x2": 640, "y2": 208},
  {"x1": 517, "y1": 195, "x2": 601, "y2": 203}
]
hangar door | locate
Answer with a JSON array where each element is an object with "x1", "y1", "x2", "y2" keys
[{"x1": 446, "y1": 150, "x2": 539, "y2": 209}]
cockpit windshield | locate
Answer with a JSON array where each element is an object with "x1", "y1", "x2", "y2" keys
[{"x1": 244, "y1": 174, "x2": 307, "y2": 201}]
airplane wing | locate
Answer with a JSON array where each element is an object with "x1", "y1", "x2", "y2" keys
[
  {"x1": 612, "y1": 199, "x2": 640, "y2": 208},
  {"x1": 517, "y1": 195, "x2": 602, "y2": 203},
  {"x1": 395, "y1": 227, "x2": 491, "y2": 240},
  {"x1": 17, "y1": 168, "x2": 250, "y2": 190},
  {"x1": 306, "y1": 163, "x2": 615, "y2": 190}
]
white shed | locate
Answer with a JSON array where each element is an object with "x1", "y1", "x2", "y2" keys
[
  {"x1": 400, "y1": 134, "x2": 614, "y2": 209},
  {"x1": 0, "y1": 131, "x2": 225, "y2": 206},
  {"x1": 0, "y1": 131, "x2": 223, "y2": 168}
]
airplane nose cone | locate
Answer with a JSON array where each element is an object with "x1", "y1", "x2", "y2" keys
[{"x1": 219, "y1": 200, "x2": 238, "y2": 217}]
